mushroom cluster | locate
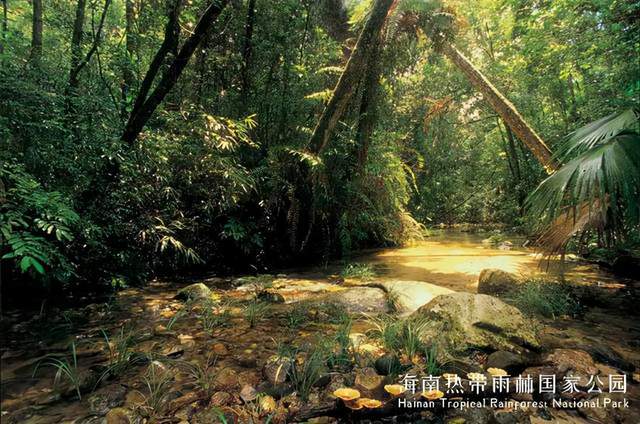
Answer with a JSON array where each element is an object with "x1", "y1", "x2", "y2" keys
[{"x1": 333, "y1": 386, "x2": 404, "y2": 411}]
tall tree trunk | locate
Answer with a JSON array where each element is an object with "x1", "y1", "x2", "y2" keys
[
  {"x1": 30, "y1": 0, "x2": 43, "y2": 64},
  {"x1": 441, "y1": 42, "x2": 557, "y2": 172},
  {"x1": 128, "y1": 0, "x2": 181, "y2": 118},
  {"x1": 355, "y1": 37, "x2": 382, "y2": 171},
  {"x1": 308, "y1": 0, "x2": 394, "y2": 155},
  {"x1": 121, "y1": 0, "x2": 137, "y2": 117},
  {"x1": 1, "y1": 0, "x2": 8, "y2": 54},
  {"x1": 67, "y1": 0, "x2": 110, "y2": 97},
  {"x1": 240, "y1": 0, "x2": 256, "y2": 110},
  {"x1": 121, "y1": 0, "x2": 230, "y2": 145},
  {"x1": 68, "y1": 0, "x2": 86, "y2": 92}
]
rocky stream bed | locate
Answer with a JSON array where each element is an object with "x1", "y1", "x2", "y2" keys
[{"x1": 1, "y1": 233, "x2": 639, "y2": 423}]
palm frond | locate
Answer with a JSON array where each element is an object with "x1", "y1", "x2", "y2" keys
[
  {"x1": 527, "y1": 109, "x2": 640, "y2": 255},
  {"x1": 557, "y1": 108, "x2": 639, "y2": 161}
]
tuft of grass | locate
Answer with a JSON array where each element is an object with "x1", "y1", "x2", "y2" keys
[
  {"x1": 420, "y1": 343, "x2": 442, "y2": 375},
  {"x1": 506, "y1": 278, "x2": 580, "y2": 319},
  {"x1": 327, "y1": 316, "x2": 354, "y2": 371},
  {"x1": 287, "y1": 344, "x2": 327, "y2": 401},
  {"x1": 200, "y1": 299, "x2": 232, "y2": 332},
  {"x1": 341, "y1": 262, "x2": 376, "y2": 280},
  {"x1": 366, "y1": 314, "x2": 431, "y2": 362},
  {"x1": 96, "y1": 327, "x2": 144, "y2": 386},
  {"x1": 178, "y1": 355, "x2": 217, "y2": 397},
  {"x1": 137, "y1": 362, "x2": 173, "y2": 418},
  {"x1": 166, "y1": 309, "x2": 186, "y2": 330},
  {"x1": 243, "y1": 300, "x2": 270, "y2": 328},
  {"x1": 385, "y1": 286, "x2": 401, "y2": 313},
  {"x1": 34, "y1": 341, "x2": 83, "y2": 400},
  {"x1": 284, "y1": 303, "x2": 309, "y2": 329}
]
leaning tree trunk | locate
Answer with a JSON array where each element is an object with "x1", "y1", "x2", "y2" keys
[
  {"x1": 355, "y1": 36, "x2": 383, "y2": 172},
  {"x1": 441, "y1": 42, "x2": 557, "y2": 172},
  {"x1": 307, "y1": 0, "x2": 394, "y2": 155},
  {"x1": 30, "y1": 0, "x2": 43, "y2": 64},
  {"x1": 121, "y1": 0, "x2": 230, "y2": 144}
]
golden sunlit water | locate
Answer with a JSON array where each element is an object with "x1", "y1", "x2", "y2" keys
[{"x1": 358, "y1": 231, "x2": 627, "y2": 292}]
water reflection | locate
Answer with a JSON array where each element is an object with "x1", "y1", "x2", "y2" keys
[{"x1": 357, "y1": 231, "x2": 627, "y2": 292}]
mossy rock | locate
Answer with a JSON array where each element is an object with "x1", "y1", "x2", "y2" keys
[
  {"x1": 175, "y1": 283, "x2": 211, "y2": 301},
  {"x1": 411, "y1": 293, "x2": 540, "y2": 354},
  {"x1": 477, "y1": 268, "x2": 520, "y2": 296}
]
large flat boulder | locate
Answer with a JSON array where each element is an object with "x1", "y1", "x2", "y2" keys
[
  {"x1": 377, "y1": 280, "x2": 454, "y2": 314},
  {"x1": 410, "y1": 292, "x2": 540, "y2": 353},
  {"x1": 313, "y1": 287, "x2": 389, "y2": 313},
  {"x1": 344, "y1": 280, "x2": 455, "y2": 314}
]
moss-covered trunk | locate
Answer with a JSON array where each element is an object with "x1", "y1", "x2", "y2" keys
[
  {"x1": 442, "y1": 43, "x2": 557, "y2": 172},
  {"x1": 307, "y1": 0, "x2": 394, "y2": 155}
]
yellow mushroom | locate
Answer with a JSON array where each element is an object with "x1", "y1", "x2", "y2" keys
[
  {"x1": 421, "y1": 389, "x2": 445, "y2": 400},
  {"x1": 344, "y1": 399, "x2": 363, "y2": 410},
  {"x1": 358, "y1": 398, "x2": 382, "y2": 409},
  {"x1": 333, "y1": 388, "x2": 361, "y2": 402},
  {"x1": 384, "y1": 384, "x2": 406, "y2": 397},
  {"x1": 487, "y1": 367, "x2": 508, "y2": 377}
]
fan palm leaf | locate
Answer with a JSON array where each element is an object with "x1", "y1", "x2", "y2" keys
[
  {"x1": 527, "y1": 109, "x2": 640, "y2": 254},
  {"x1": 556, "y1": 109, "x2": 639, "y2": 160}
]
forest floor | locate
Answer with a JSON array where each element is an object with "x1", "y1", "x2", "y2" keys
[{"x1": 1, "y1": 231, "x2": 639, "y2": 423}]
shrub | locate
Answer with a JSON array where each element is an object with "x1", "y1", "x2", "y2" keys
[{"x1": 507, "y1": 278, "x2": 580, "y2": 319}]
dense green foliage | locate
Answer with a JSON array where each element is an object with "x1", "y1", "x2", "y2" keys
[{"x1": 1, "y1": 0, "x2": 638, "y2": 297}]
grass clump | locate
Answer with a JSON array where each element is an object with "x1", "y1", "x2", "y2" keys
[
  {"x1": 96, "y1": 327, "x2": 146, "y2": 386},
  {"x1": 137, "y1": 362, "x2": 173, "y2": 418},
  {"x1": 385, "y1": 286, "x2": 401, "y2": 313},
  {"x1": 178, "y1": 355, "x2": 217, "y2": 397},
  {"x1": 507, "y1": 278, "x2": 580, "y2": 319},
  {"x1": 287, "y1": 344, "x2": 328, "y2": 401},
  {"x1": 33, "y1": 341, "x2": 84, "y2": 400},
  {"x1": 327, "y1": 316, "x2": 354, "y2": 371},
  {"x1": 341, "y1": 262, "x2": 376, "y2": 280},
  {"x1": 284, "y1": 303, "x2": 309, "y2": 329},
  {"x1": 243, "y1": 300, "x2": 270, "y2": 328},
  {"x1": 366, "y1": 314, "x2": 431, "y2": 362},
  {"x1": 200, "y1": 299, "x2": 232, "y2": 332}
]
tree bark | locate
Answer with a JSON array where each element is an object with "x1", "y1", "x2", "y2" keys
[
  {"x1": 68, "y1": 0, "x2": 87, "y2": 92},
  {"x1": 128, "y1": 0, "x2": 181, "y2": 118},
  {"x1": 355, "y1": 36, "x2": 383, "y2": 171},
  {"x1": 121, "y1": 0, "x2": 230, "y2": 145},
  {"x1": 441, "y1": 42, "x2": 557, "y2": 172},
  {"x1": 240, "y1": 0, "x2": 256, "y2": 109},
  {"x1": 307, "y1": 0, "x2": 394, "y2": 155},
  {"x1": 68, "y1": 0, "x2": 111, "y2": 92},
  {"x1": 1, "y1": 0, "x2": 8, "y2": 54},
  {"x1": 30, "y1": 0, "x2": 43, "y2": 64},
  {"x1": 121, "y1": 0, "x2": 138, "y2": 116}
]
